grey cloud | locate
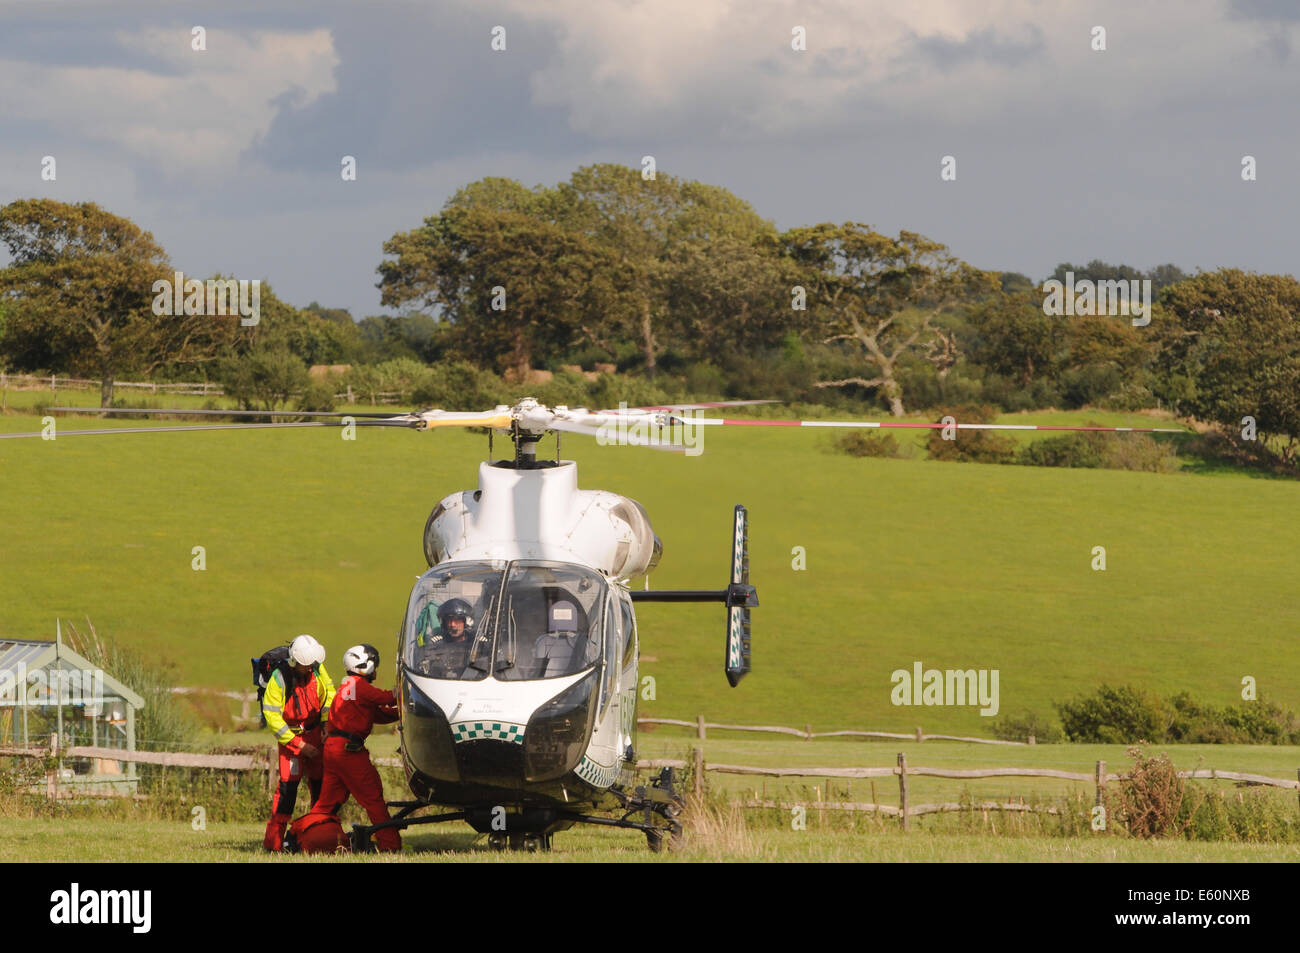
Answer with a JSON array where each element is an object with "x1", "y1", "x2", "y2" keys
[
  {"x1": 909, "y1": 25, "x2": 1045, "y2": 72},
  {"x1": 249, "y1": 5, "x2": 594, "y2": 174},
  {"x1": 1230, "y1": 0, "x2": 1300, "y2": 21}
]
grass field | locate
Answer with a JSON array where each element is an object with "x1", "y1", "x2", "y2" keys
[
  {"x1": 2, "y1": 391, "x2": 1300, "y2": 745},
  {"x1": 6, "y1": 818, "x2": 1300, "y2": 862}
]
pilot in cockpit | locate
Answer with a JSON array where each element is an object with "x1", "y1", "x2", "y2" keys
[{"x1": 415, "y1": 598, "x2": 475, "y2": 677}]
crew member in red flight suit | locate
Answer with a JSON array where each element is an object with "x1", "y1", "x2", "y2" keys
[
  {"x1": 261, "y1": 634, "x2": 335, "y2": 852},
  {"x1": 310, "y1": 642, "x2": 402, "y2": 852}
]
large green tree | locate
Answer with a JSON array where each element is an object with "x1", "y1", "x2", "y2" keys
[
  {"x1": 556, "y1": 165, "x2": 777, "y2": 374},
  {"x1": 966, "y1": 291, "x2": 1060, "y2": 387},
  {"x1": 1154, "y1": 269, "x2": 1300, "y2": 462},
  {"x1": 379, "y1": 199, "x2": 614, "y2": 379},
  {"x1": 785, "y1": 223, "x2": 994, "y2": 415},
  {"x1": 0, "y1": 200, "x2": 240, "y2": 405}
]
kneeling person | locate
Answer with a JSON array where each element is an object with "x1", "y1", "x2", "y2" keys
[{"x1": 311, "y1": 643, "x2": 401, "y2": 852}]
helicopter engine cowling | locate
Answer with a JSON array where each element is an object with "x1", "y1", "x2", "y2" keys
[{"x1": 423, "y1": 461, "x2": 662, "y2": 578}]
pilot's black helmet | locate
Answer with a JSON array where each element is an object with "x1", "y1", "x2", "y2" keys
[{"x1": 437, "y1": 598, "x2": 473, "y2": 632}]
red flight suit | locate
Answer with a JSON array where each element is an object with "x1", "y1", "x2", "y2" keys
[{"x1": 311, "y1": 673, "x2": 401, "y2": 852}]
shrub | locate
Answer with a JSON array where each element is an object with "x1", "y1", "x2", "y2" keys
[
  {"x1": 1059, "y1": 684, "x2": 1300, "y2": 745},
  {"x1": 218, "y1": 346, "x2": 308, "y2": 411},
  {"x1": 529, "y1": 371, "x2": 593, "y2": 409},
  {"x1": 588, "y1": 374, "x2": 672, "y2": 410},
  {"x1": 1166, "y1": 692, "x2": 1300, "y2": 745},
  {"x1": 1057, "y1": 684, "x2": 1168, "y2": 744},
  {"x1": 990, "y1": 710, "x2": 1065, "y2": 744},
  {"x1": 1102, "y1": 433, "x2": 1179, "y2": 473},
  {"x1": 833, "y1": 430, "x2": 900, "y2": 458},
  {"x1": 1018, "y1": 432, "x2": 1105, "y2": 469},
  {"x1": 1018, "y1": 427, "x2": 1179, "y2": 473},
  {"x1": 411, "y1": 360, "x2": 507, "y2": 410},
  {"x1": 1107, "y1": 747, "x2": 1187, "y2": 838},
  {"x1": 926, "y1": 403, "x2": 1017, "y2": 464},
  {"x1": 297, "y1": 379, "x2": 337, "y2": 413}
]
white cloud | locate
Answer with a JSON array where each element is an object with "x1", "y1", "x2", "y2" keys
[
  {"x1": 500, "y1": 0, "x2": 1292, "y2": 139},
  {"x1": 0, "y1": 27, "x2": 338, "y2": 173}
]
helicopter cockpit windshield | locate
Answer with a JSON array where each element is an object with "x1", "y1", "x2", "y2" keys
[
  {"x1": 492, "y1": 562, "x2": 603, "y2": 681},
  {"x1": 403, "y1": 561, "x2": 604, "y2": 682},
  {"x1": 404, "y1": 563, "x2": 503, "y2": 681}
]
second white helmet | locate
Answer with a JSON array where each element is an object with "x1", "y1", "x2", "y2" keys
[
  {"x1": 289, "y1": 634, "x2": 326, "y2": 667},
  {"x1": 343, "y1": 643, "x2": 379, "y2": 679}
]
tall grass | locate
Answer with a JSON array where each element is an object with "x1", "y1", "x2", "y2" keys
[{"x1": 63, "y1": 617, "x2": 198, "y2": 756}]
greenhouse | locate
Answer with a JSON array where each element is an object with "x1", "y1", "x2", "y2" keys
[{"x1": 0, "y1": 637, "x2": 145, "y2": 794}]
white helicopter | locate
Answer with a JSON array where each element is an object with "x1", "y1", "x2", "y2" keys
[{"x1": 6, "y1": 397, "x2": 1184, "y2": 851}]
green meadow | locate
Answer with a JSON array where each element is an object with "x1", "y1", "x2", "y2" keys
[
  {"x1": 2, "y1": 392, "x2": 1299, "y2": 746},
  {"x1": 5, "y1": 818, "x2": 1299, "y2": 862}
]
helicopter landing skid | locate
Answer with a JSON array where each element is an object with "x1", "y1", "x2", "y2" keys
[
  {"x1": 348, "y1": 769, "x2": 686, "y2": 854},
  {"x1": 604, "y1": 766, "x2": 686, "y2": 852},
  {"x1": 348, "y1": 801, "x2": 467, "y2": 853}
]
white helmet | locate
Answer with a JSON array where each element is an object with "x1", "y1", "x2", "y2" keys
[
  {"x1": 343, "y1": 643, "x2": 379, "y2": 679},
  {"x1": 289, "y1": 634, "x2": 326, "y2": 667}
]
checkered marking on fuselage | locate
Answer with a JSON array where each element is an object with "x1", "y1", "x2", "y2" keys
[
  {"x1": 452, "y1": 721, "x2": 525, "y2": 744},
  {"x1": 575, "y1": 755, "x2": 619, "y2": 788}
]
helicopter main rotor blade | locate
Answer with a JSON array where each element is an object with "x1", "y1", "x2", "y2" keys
[
  {"x1": 0, "y1": 419, "x2": 419, "y2": 439},
  {"x1": 57, "y1": 406, "x2": 408, "y2": 419},
  {"x1": 686, "y1": 418, "x2": 1188, "y2": 434},
  {"x1": 597, "y1": 400, "x2": 781, "y2": 414},
  {"x1": 413, "y1": 410, "x2": 515, "y2": 429},
  {"x1": 547, "y1": 416, "x2": 688, "y2": 452}
]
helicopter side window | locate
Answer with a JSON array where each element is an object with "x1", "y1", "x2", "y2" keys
[
  {"x1": 493, "y1": 563, "x2": 605, "y2": 681},
  {"x1": 402, "y1": 564, "x2": 504, "y2": 681},
  {"x1": 619, "y1": 596, "x2": 637, "y2": 672}
]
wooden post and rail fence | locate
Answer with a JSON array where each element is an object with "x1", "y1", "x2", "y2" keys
[
  {"x1": 636, "y1": 750, "x2": 1300, "y2": 828},
  {"x1": 5, "y1": 737, "x2": 1299, "y2": 827},
  {"x1": 0, "y1": 373, "x2": 404, "y2": 405}
]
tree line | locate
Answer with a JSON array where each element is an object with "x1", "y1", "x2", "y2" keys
[{"x1": 0, "y1": 167, "x2": 1296, "y2": 465}]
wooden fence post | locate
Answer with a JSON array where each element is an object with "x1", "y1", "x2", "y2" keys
[
  {"x1": 692, "y1": 746, "x2": 704, "y2": 796},
  {"x1": 696, "y1": 714, "x2": 706, "y2": 740},
  {"x1": 46, "y1": 733, "x2": 58, "y2": 800},
  {"x1": 915, "y1": 726, "x2": 923, "y2": 743},
  {"x1": 1295, "y1": 769, "x2": 1299, "y2": 814},
  {"x1": 805, "y1": 724, "x2": 812, "y2": 740},
  {"x1": 898, "y1": 752, "x2": 908, "y2": 831},
  {"x1": 1095, "y1": 760, "x2": 1106, "y2": 806}
]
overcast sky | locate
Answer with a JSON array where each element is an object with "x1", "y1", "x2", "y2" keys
[{"x1": 1, "y1": 0, "x2": 1297, "y2": 319}]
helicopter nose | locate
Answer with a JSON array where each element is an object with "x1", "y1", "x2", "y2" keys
[
  {"x1": 523, "y1": 670, "x2": 599, "y2": 782},
  {"x1": 401, "y1": 676, "x2": 460, "y2": 783}
]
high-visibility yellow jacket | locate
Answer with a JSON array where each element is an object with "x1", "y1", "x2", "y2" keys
[{"x1": 262, "y1": 664, "x2": 336, "y2": 753}]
